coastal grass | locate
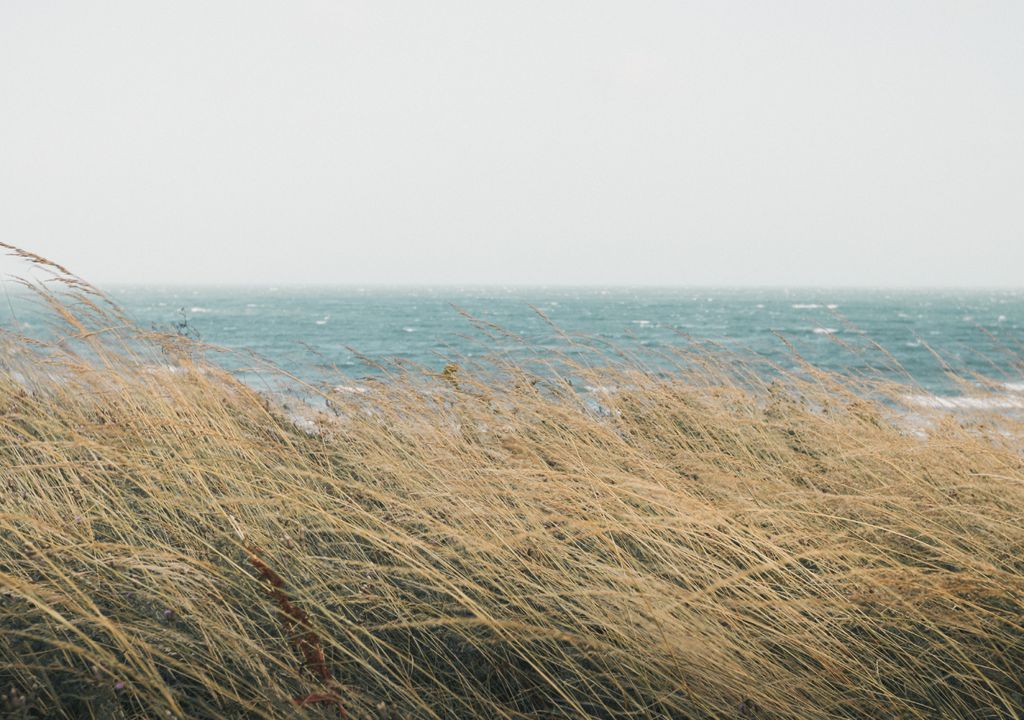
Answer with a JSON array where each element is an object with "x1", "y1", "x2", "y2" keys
[{"x1": 1, "y1": 254, "x2": 1023, "y2": 718}]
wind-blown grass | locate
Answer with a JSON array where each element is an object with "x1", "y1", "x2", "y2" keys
[{"x1": 1, "y1": 248, "x2": 1022, "y2": 718}]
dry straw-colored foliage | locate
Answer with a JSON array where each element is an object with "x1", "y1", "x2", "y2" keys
[{"x1": 1, "y1": 246, "x2": 1022, "y2": 718}]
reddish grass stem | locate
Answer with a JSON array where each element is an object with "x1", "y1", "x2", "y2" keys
[{"x1": 245, "y1": 544, "x2": 348, "y2": 718}]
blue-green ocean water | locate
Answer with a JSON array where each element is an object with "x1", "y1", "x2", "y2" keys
[
  {"x1": 124, "y1": 288, "x2": 1024, "y2": 397},
  {"x1": 6, "y1": 287, "x2": 1024, "y2": 401}
]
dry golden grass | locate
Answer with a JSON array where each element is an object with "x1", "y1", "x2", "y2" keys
[{"x1": 1, "y1": 249, "x2": 1022, "y2": 718}]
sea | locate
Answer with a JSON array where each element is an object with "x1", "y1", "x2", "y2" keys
[{"x1": 5, "y1": 287, "x2": 1024, "y2": 406}]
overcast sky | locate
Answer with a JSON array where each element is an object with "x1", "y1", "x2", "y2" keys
[{"x1": 1, "y1": 2, "x2": 1022, "y2": 286}]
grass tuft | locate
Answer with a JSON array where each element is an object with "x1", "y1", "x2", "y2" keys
[{"x1": 0, "y1": 248, "x2": 1022, "y2": 718}]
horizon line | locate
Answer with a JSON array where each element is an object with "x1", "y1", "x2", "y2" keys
[{"x1": 92, "y1": 282, "x2": 1024, "y2": 292}]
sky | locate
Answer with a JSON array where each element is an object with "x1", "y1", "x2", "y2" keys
[{"x1": 1, "y1": 1, "x2": 1022, "y2": 287}]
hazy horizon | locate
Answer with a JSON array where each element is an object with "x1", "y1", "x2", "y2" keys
[
  {"x1": 2, "y1": 2, "x2": 1022, "y2": 287},
  {"x1": 97, "y1": 282, "x2": 1024, "y2": 291}
]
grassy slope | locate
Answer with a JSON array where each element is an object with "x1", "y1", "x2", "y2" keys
[{"x1": 1, "y1": 260, "x2": 1022, "y2": 718}]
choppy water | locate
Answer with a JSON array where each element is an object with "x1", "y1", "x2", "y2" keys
[{"x1": 6, "y1": 287, "x2": 1024, "y2": 401}]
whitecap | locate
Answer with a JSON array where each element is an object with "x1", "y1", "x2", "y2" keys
[
  {"x1": 190, "y1": 307, "x2": 210, "y2": 314},
  {"x1": 403, "y1": 326, "x2": 417, "y2": 333},
  {"x1": 903, "y1": 394, "x2": 1024, "y2": 410},
  {"x1": 1005, "y1": 383, "x2": 1024, "y2": 393},
  {"x1": 792, "y1": 303, "x2": 821, "y2": 309},
  {"x1": 334, "y1": 385, "x2": 368, "y2": 394},
  {"x1": 826, "y1": 304, "x2": 838, "y2": 310},
  {"x1": 813, "y1": 327, "x2": 838, "y2": 335},
  {"x1": 631, "y1": 320, "x2": 651, "y2": 326}
]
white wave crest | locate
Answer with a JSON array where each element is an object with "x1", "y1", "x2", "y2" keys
[
  {"x1": 903, "y1": 394, "x2": 1024, "y2": 410},
  {"x1": 334, "y1": 385, "x2": 368, "y2": 395}
]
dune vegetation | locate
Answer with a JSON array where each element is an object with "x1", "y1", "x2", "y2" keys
[{"x1": 1, "y1": 247, "x2": 1022, "y2": 719}]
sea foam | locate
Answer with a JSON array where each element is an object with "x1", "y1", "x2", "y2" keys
[{"x1": 903, "y1": 394, "x2": 1024, "y2": 410}]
